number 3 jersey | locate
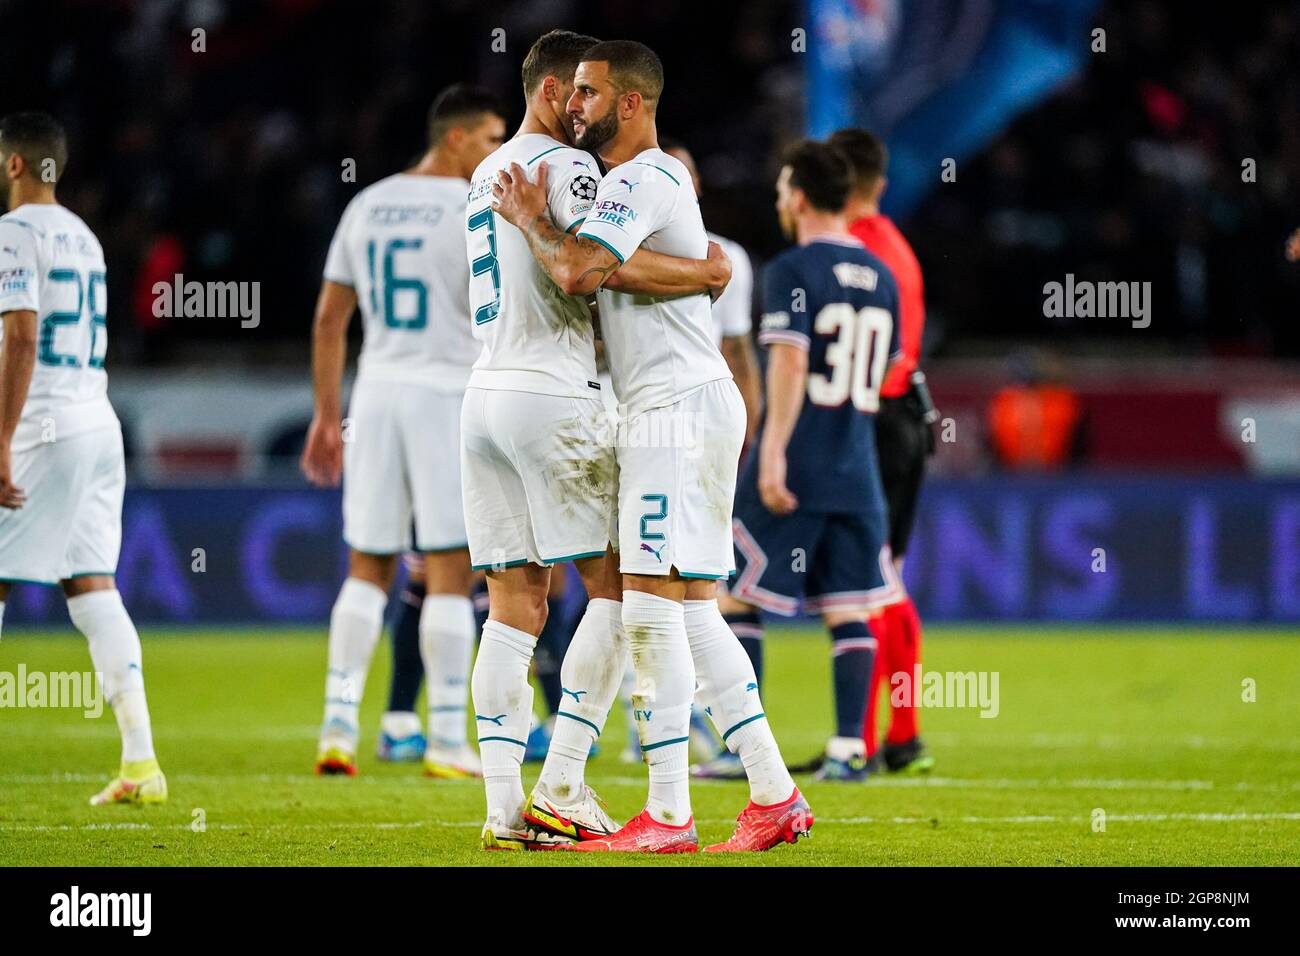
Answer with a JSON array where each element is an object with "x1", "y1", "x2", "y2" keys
[
  {"x1": 0, "y1": 203, "x2": 117, "y2": 451},
  {"x1": 323, "y1": 173, "x2": 476, "y2": 391},
  {"x1": 747, "y1": 235, "x2": 902, "y2": 514},
  {"x1": 464, "y1": 133, "x2": 603, "y2": 399}
]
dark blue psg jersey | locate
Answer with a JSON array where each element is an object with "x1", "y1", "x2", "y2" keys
[{"x1": 741, "y1": 235, "x2": 901, "y2": 514}]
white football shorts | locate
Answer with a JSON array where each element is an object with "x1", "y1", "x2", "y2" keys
[
  {"x1": 0, "y1": 424, "x2": 125, "y2": 585},
  {"x1": 460, "y1": 387, "x2": 616, "y2": 570},
  {"x1": 616, "y1": 378, "x2": 745, "y2": 580},
  {"x1": 342, "y1": 379, "x2": 467, "y2": 554}
]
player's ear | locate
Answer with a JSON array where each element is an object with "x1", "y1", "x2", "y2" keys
[{"x1": 542, "y1": 75, "x2": 560, "y2": 105}]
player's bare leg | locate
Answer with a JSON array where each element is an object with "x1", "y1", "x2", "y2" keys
[
  {"x1": 419, "y1": 549, "x2": 479, "y2": 778},
  {"x1": 575, "y1": 569, "x2": 699, "y2": 853},
  {"x1": 691, "y1": 585, "x2": 812, "y2": 852},
  {"x1": 474, "y1": 562, "x2": 568, "y2": 849},
  {"x1": 526, "y1": 552, "x2": 624, "y2": 840},
  {"x1": 316, "y1": 550, "x2": 397, "y2": 775},
  {"x1": 58, "y1": 575, "x2": 167, "y2": 806}
]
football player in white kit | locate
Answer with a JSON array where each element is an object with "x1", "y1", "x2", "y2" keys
[
  {"x1": 463, "y1": 30, "x2": 733, "y2": 850},
  {"x1": 656, "y1": 137, "x2": 765, "y2": 773},
  {"x1": 493, "y1": 41, "x2": 811, "y2": 852},
  {"x1": 302, "y1": 86, "x2": 505, "y2": 778},
  {"x1": 0, "y1": 113, "x2": 166, "y2": 806}
]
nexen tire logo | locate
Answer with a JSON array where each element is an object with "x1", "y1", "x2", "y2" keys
[{"x1": 591, "y1": 200, "x2": 637, "y2": 229}]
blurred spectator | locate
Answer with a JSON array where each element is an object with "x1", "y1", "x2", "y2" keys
[{"x1": 986, "y1": 351, "x2": 1085, "y2": 471}]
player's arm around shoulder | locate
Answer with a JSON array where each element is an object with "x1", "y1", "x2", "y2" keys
[
  {"x1": 492, "y1": 157, "x2": 728, "y2": 299},
  {"x1": 491, "y1": 160, "x2": 621, "y2": 296},
  {"x1": 580, "y1": 157, "x2": 729, "y2": 298}
]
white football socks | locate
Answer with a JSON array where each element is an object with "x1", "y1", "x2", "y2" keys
[
  {"x1": 623, "y1": 590, "x2": 694, "y2": 826},
  {"x1": 321, "y1": 577, "x2": 387, "y2": 748},
  {"x1": 684, "y1": 599, "x2": 794, "y2": 805},
  {"x1": 0, "y1": 599, "x2": 6, "y2": 642},
  {"x1": 68, "y1": 590, "x2": 156, "y2": 765},
  {"x1": 419, "y1": 593, "x2": 475, "y2": 750},
  {"x1": 472, "y1": 619, "x2": 536, "y2": 826},
  {"x1": 537, "y1": 598, "x2": 627, "y2": 803}
]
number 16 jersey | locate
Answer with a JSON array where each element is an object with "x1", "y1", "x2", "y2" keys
[{"x1": 323, "y1": 173, "x2": 476, "y2": 391}]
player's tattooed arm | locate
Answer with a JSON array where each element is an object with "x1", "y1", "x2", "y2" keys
[
  {"x1": 0, "y1": 309, "x2": 37, "y2": 509},
  {"x1": 757, "y1": 343, "x2": 808, "y2": 515},
  {"x1": 492, "y1": 161, "x2": 619, "y2": 296},
  {"x1": 493, "y1": 161, "x2": 728, "y2": 298},
  {"x1": 607, "y1": 241, "x2": 732, "y2": 300}
]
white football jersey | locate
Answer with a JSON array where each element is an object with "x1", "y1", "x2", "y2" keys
[
  {"x1": 323, "y1": 173, "x2": 476, "y2": 392},
  {"x1": 0, "y1": 203, "x2": 117, "y2": 451},
  {"x1": 708, "y1": 231, "x2": 753, "y2": 345},
  {"x1": 465, "y1": 133, "x2": 604, "y2": 399},
  {"x1": 578, "y1": 148, "x2": 731, "y2": 416}
]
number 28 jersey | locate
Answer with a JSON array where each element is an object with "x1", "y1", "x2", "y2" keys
[
  {"x1": 323, "y1": 173, "x2": 476, "y2": 392},
  {"x1": 748, "y1": 235, "x2": 901, "y2": 514},
  {"x1": 0, "y1": 203, "x2": 117, "y2": 451}
]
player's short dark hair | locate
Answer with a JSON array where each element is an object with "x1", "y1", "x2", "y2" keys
[
  {"x1": 781, "y1": 139, "x2": 853, "y2": 213},
  {"x1": 521, "y1": 29, "x2": 600, "y2": 97},
  {"x1": 582, "y1": 40, "x2": 664, "y2": 108},
  {"x1": 0, "y1": 111, "x2": 68, "y2": 182},
  {"x1": 827, "y1": 128, "x2": 888, "y2": 194},
  {"x1": 427, "y1": 84, "x2": 503, "y2": 146}
]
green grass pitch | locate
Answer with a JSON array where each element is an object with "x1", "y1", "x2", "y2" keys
[{"x1": 1, "y1": 625, "x2": 1297, "y2": 866}]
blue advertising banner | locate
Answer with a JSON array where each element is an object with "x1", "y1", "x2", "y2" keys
[
  {"x1": 3, "y1": 478, "x2": 1298, "y2": 625},
  {"x1": 806, "y1": 0, "x2": 1100, "y2": 218}
]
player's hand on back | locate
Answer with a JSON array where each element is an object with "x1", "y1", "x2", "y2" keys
[
  {"x1": 0, "y1": 445, "x2": 26, "y2": 509},
  {"x1": 301, "y1": 415, "x2": 343, "y2": 488},
  {"x1": 491, "y1": 162, "x2": 549, "y2": 230},
  {"x1": 705, "y1": 241, "x2": 732, "y2": 302},
  {"x1": 758, "y1": 447, "x2": 798, "y2": 515}
]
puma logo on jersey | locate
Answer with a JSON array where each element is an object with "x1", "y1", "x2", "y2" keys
[
  {"x1": 640, "y1": 542, "x2": 666, "y2": 562},
  {"x1": 475, "y1": 713, "x2": 508, "y2": 726}
]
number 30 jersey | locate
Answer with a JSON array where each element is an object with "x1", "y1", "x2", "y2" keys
[
  {"x1": 750, "y1": 235, "x2": 902, "y2": 514},
  {"x1": 0, "y1": 203, "x2": 117, "y2": 451},
  {"x1": 323, "y1": 173, "x2": 476, "y2": 392},
  {"x1": 464, "y1": 133, "x2": 603, "y2": 399}
]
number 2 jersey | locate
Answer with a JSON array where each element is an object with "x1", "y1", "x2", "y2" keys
[
  {"x1": 745, "y1": 235, "x2": 902, "y2": 514},
  {"x1": 577, "y1": 147, "x2": 731, "y2": 417},
  {"x1": 323, "y1": 173, "x2": 476, "y2": 391},
  {"x1": 0, "y1": 203, "x2": 117, "y2": 452}
]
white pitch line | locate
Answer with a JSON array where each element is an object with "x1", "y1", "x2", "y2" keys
[
  {"x1": 2, "y1": 812, "x2": 1300, "y2": 834},
  {"x1": 3, "y1": 772, "x2": 1298, "y2": 793}
]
